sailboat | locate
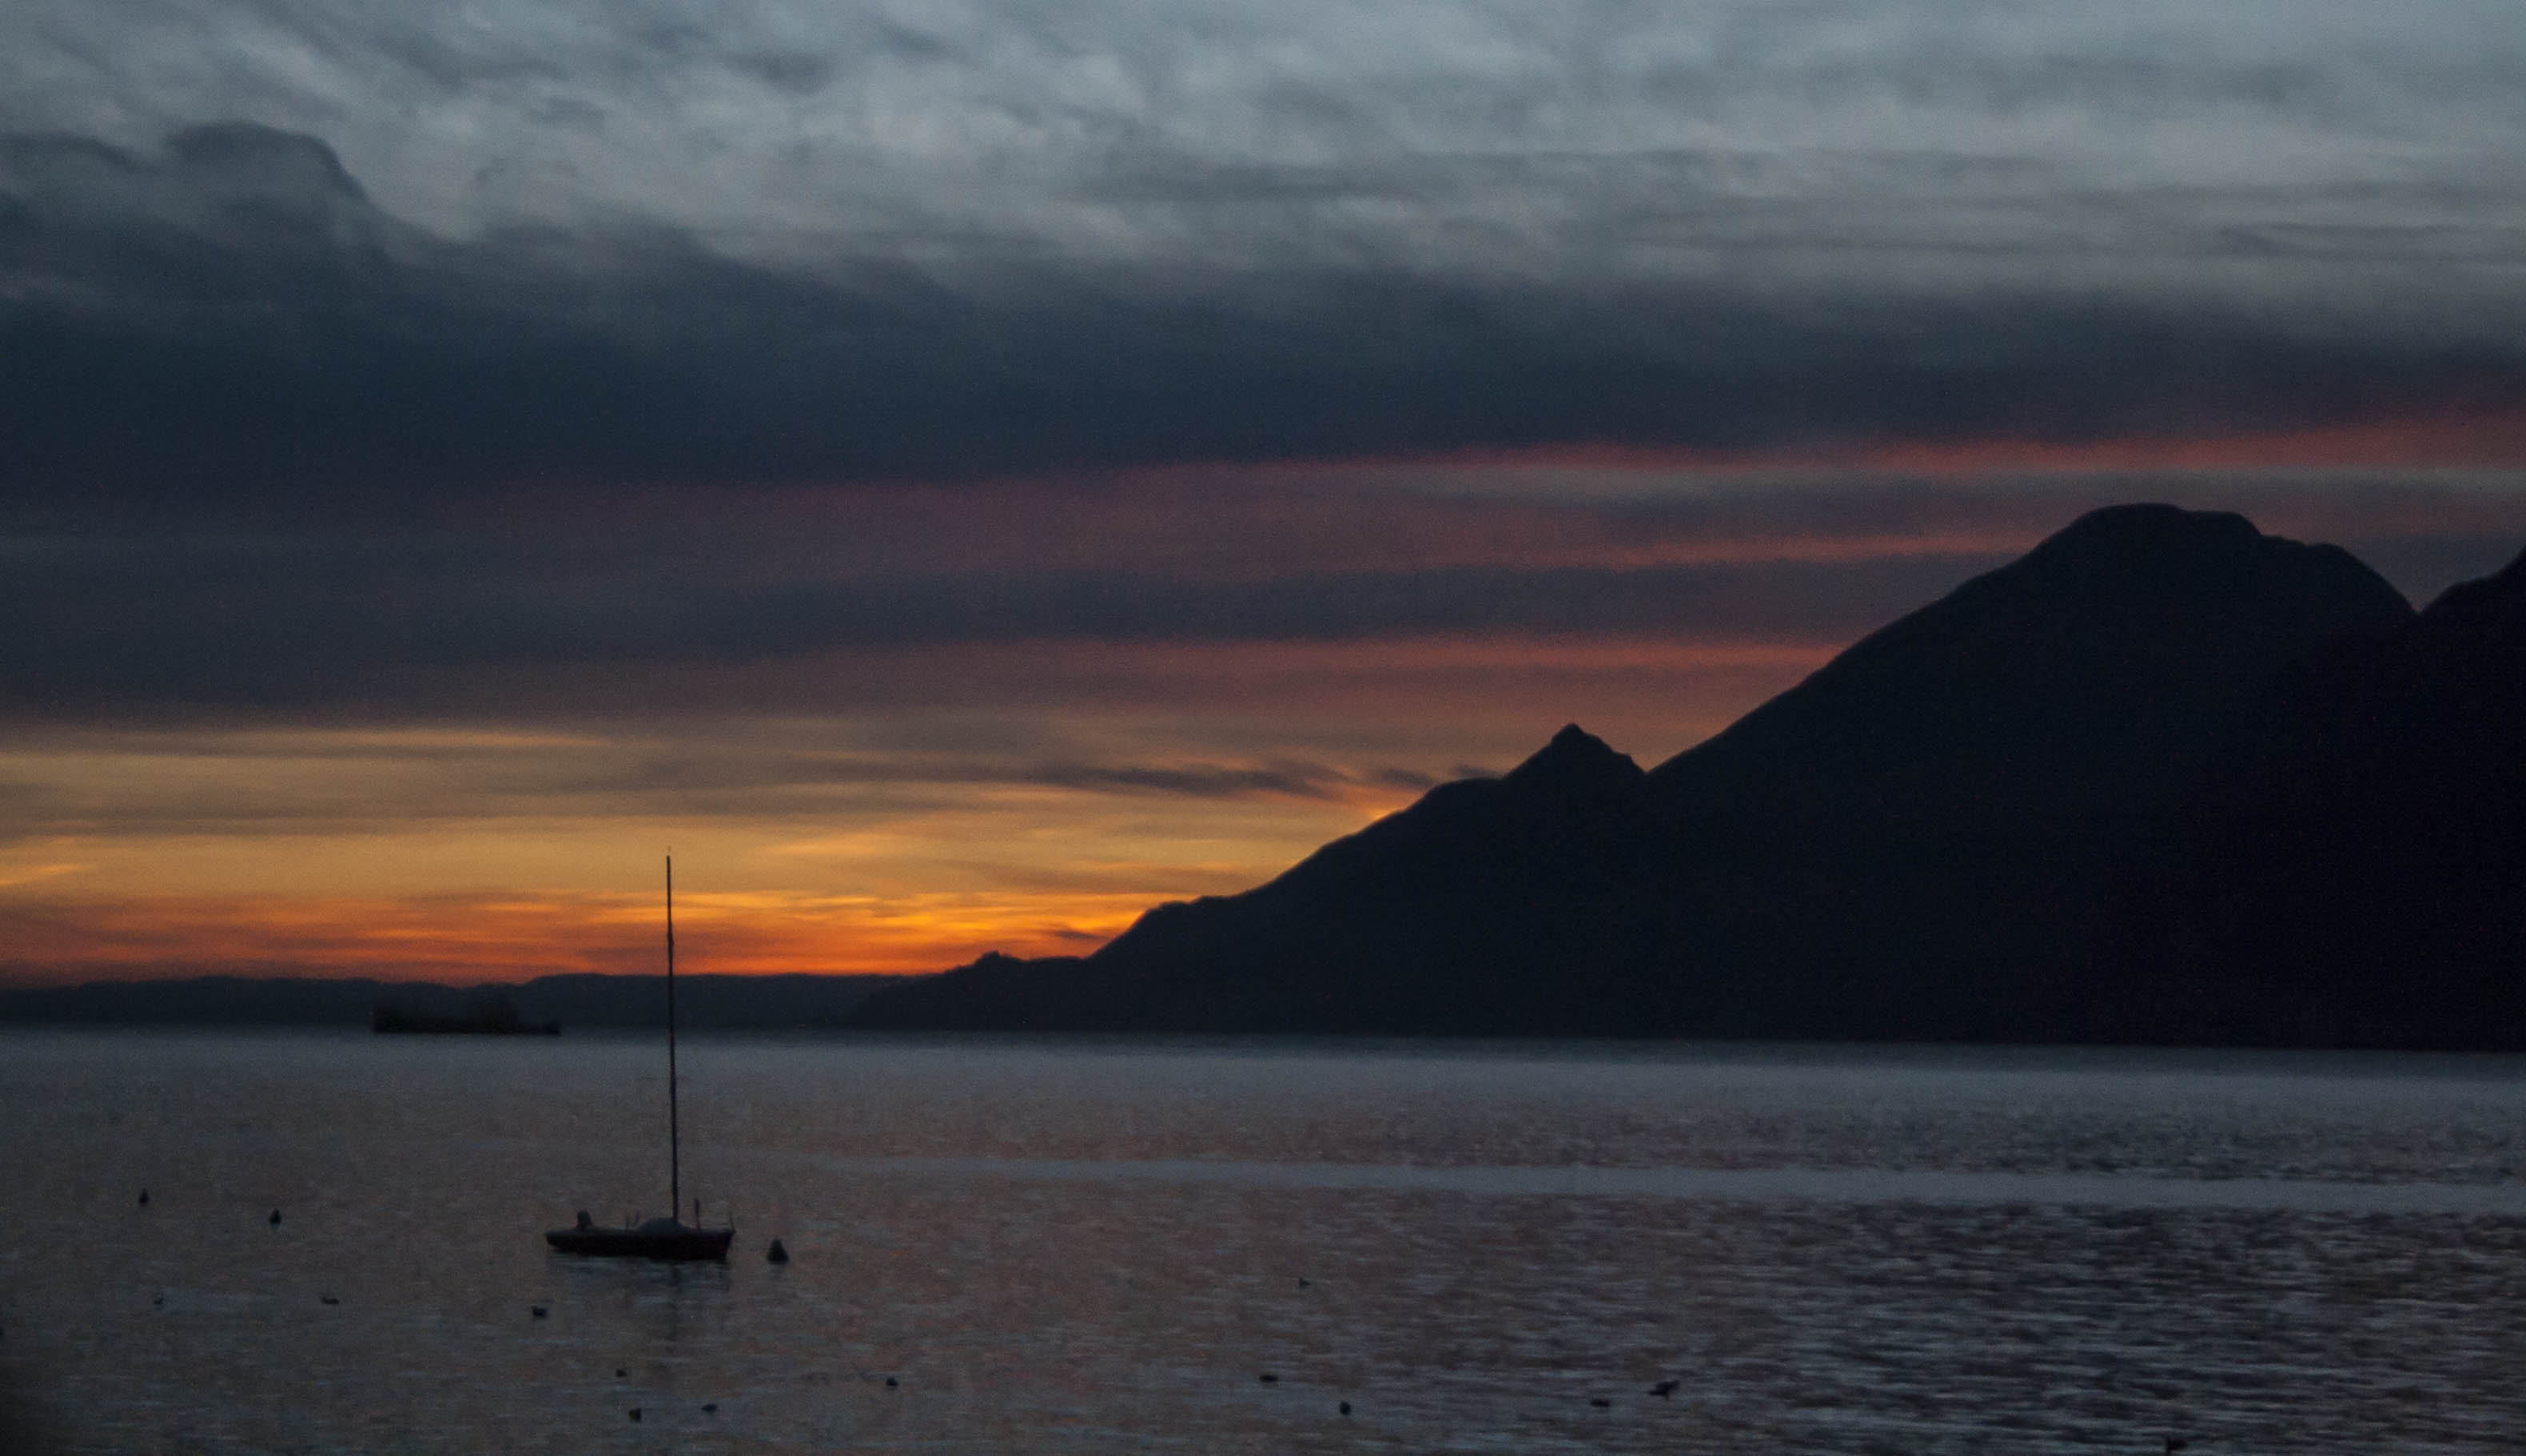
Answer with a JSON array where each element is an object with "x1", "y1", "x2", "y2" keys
[{"x1": 545, "y1": 855, "x2": 736, "y2": 1261}]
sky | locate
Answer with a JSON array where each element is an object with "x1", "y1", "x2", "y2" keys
[{"x1": 5, "y1": 0, "x2": 2525, "y2": 985}]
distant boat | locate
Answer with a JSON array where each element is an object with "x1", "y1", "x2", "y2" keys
[
  {"x1": 545, "y1": 856, "x2": 735, "y2": 1262},
  {"x1": 373, "y1": 993, "x2": 559, "y2": 1036}
]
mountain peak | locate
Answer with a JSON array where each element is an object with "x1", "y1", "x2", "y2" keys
[
  {"x1": 1651, "y1": 503, "x2": 2412, "y2": 798},
  {"x1": 1504, "y1": 724, "x2": 1645, "y2": 790},
  {"x1": 2006, "y1": 504, "x2": 2404, "y2": 612},
  {"x1": 2014, "y1": 503, "x2": 2286, "y2": 580},
  {"x1": 2052, "y1": 501, "x2": 2257, "y2": 544}
]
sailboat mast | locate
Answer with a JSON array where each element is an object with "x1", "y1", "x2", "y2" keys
[{"x1": 666, "y1": 853, "x2": 681, "y2": 1226}]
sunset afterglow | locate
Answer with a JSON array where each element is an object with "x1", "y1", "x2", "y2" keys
[
  {"x1": 12, "y1": 464, "x2": 2526, "y2": 983},
  {"x1": 6, "y1": 0, "x2": 2525, "y2": 985}
]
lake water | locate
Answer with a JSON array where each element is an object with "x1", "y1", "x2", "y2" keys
[{"x1": 4, "y1": 1030, "x2": 2525, "y2": 1453}]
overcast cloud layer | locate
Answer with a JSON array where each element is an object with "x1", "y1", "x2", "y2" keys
[
  {"x1": 15, "y1": 0, "x2": 2524, "y2": 250},
  {"x1": 6, "y1": 1, "x2": 2526, "y2": 503}
]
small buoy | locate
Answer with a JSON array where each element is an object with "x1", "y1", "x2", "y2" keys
[
  {"x1": 766, "y1": 1238, "x2": 789, "y2": 1264},
  {"x1": 2165, "y1": 1441, "x2": 2189, "y2": 1454},
  {"x1": 1297, "y1": 1277, "x2": 1309, "y2": 1287},
  {"x1": 616, "y1": 1368, "x2": 628, "y2": 1378},
  {"x1": 152, "y1": 1294, "x2": 164, "y2": 1308},
  {"x1": 1650, "y1": 1379, "x2": 1678, "y2": 1398},
  {"x1": 1589, "y1": 1398, "x2": 1611, "y2": 1408},
  {"x1": 884, "y1": 1376, "x2": 898, "y2": 1389},
  {"x1": 1258, "y1": 1373, "x2": 1278, "y2": 1384},
  {"x1": 1339, "y1": 1401, "x2": 1352, "y2": 1416},
  {"x1": 628, "y1": 1407, "x2": 641, "y2": 1422},
  {"x1": 320, "y1": 1295, "x2": 339, "y2": 1306},
  {"x1": 268, "y1": 1210, "x2": 282, "y2": 1227},
  {"x1": 138, "y1": 1189, "x2": 149, "y2": 1207},
  {"x1": 531, "y1": 1305, "x2": 548, "y2": 1319},
  {"x1": 701, "y1": 1402, "x2": 717, "y2": 1414}
]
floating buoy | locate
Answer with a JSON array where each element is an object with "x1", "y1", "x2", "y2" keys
[
  {"x1": 884, "y1": 1377, "x2": 898, "y2": 1389},
  {"x1": 1296, "y1": 1277, "x2": 1309, "y2": 1287},
  {"x1": 616, "y1": 1369, "x2": 628, "y2": 1378},
  {"x1": 701, "y1": 1402, "x2": 718, "y2": 1414},
  {"x1": 268, "y1": 1210, "x2": 282, "y2": 1227},
  {"x1": 1650, "y1": 1379, "x2": 1678, "y2": 1398},
  {"x1": 1258, "y1": 1373, "x2": 1278, "y2": 1384},
  {"x1": 628, "y1": 1407, "x2": 641, "y2": 1422},
  {"x1": 531, "y1": 1305, "x2": 548, "y2": 1319},
  {"x1": 1339, "y1": 1401, "x2": 1352, "y2": 1416},
  {"x1": 1589, "y1": 1398, "x2": 1611, "y2": 1408},
  {"x1": 138, "y1": 1189, "x2": 149, "y2": 1207},
  {"x1": 766, "y1": 1238, "x2": 789, "y2": 1264},
  {"x1": 320, "y1": 1295, "x2": 339, "y2": 1306}
]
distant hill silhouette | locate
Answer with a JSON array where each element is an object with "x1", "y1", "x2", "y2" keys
[
  {"x1": 0, "y1": 972, "x2": 906, "y2": 1030},
  {"x1": 851, "y1": 503, "x2": 2526, "y2": 1048}
]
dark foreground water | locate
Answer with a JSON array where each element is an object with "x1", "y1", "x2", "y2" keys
[{"x1": 4, "y1": 1031, "x2": 2524, "y2": 1454}]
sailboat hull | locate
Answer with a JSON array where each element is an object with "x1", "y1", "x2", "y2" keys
[{"x1": 545, "y1": 1224, "x2": 734, "y2": 1261}]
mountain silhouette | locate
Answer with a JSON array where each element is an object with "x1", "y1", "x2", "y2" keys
[
  {"x1": 2156, "y1": 542, "x2": 2526, "y2": 1046},
  {"x1": 851, "y1": 504, "x2": 2526, "y2": 1048},
  {"x1": 1638, "y1": 503, "x2": 2412, "y2": 1041},
  {"x1": 855, "y1": 723, "x2": 1675, "y2": 1032}
]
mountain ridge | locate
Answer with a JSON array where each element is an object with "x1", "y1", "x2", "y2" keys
[{"x1": 851, "y1": 504, "x2": 2524, "y2": 1048}]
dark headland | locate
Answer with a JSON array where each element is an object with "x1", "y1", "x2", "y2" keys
[{"x1": 848, "y1": 504, "x2": 2526, "y2": 1050}]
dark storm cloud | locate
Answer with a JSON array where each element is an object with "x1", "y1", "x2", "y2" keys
[
  {"x1": 0, "y1": 124, "x2": 986, "y2": 503},
  {"x1": 2, "y1": 117, "x2": 2523, "y2": 512}
]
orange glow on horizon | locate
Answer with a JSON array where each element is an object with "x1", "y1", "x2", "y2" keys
[
  {"x1": 0, "y1": 889, "x2": 1172, "y2": 986},
  {"x1": 18, "y1": 452, "x2": 2517, "y2": 995},
  {"x1": 2, "y1": 629, "x2": 1836, "y2": 989}
]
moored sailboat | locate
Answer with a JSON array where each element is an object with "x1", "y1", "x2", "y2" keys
[{"x1": 545, "y1": 855, "x2": 735, "y2": 1261}]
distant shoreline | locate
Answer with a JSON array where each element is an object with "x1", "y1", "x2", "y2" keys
[
  {"x1": 0, "y1": 972, "x2": 910, "y2": 1032},
  {"x1": 14, "y1": 979, "x2": 2526, "y2": 1059}
]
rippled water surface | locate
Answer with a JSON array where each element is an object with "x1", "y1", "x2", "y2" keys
[{"x1": 5, "y1": 1030, "x2": 2526, "y2": 1452}]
